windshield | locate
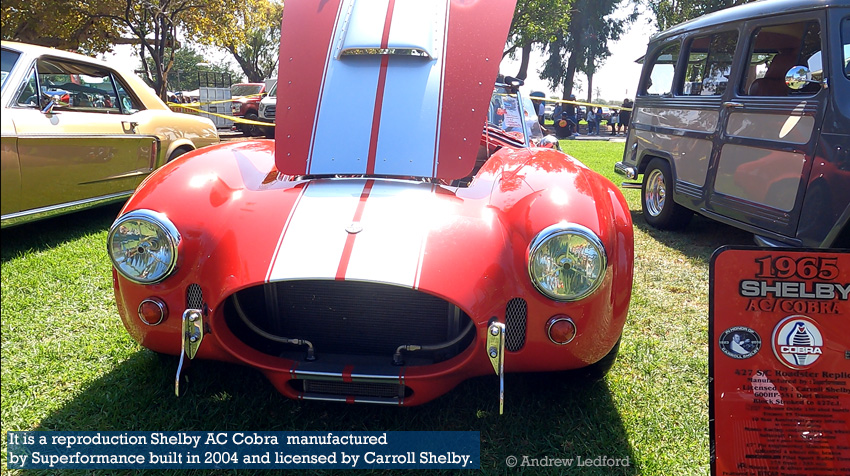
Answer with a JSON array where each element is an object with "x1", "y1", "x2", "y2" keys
[
  {"x1": 487, "y1": 86, "x2": 544, "y2": 146},
  {"x1": 231, "y1": 84, "x2": 263, "y2": 96}
]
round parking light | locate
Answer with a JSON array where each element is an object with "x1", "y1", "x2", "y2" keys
[
  {"x1": 547, "y1": 316, "x2": 576, "y2": 345},
  {"x1": 138, "y1": 298, "x2": 168, "y2": 326}
]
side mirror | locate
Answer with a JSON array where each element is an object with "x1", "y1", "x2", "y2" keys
[
  {"x1": 785, "y1": 65, "x2": 827, "y2": 90},
  {"x1": 539, "y1": 135, "x2": 561, "y2": 151}
]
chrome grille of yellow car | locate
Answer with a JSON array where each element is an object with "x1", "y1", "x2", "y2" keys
[{"x1": 505, "y1": 298, "x2": 527, "y2": 351}]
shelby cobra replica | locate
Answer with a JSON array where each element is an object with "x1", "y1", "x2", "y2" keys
[{"x1": 108, "y1": 0, "x2": 634, "y2": 409}]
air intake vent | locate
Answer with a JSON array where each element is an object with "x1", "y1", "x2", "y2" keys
[
  {"x1": 187, "y1": 284, "x2": 204, "y2": 309},
  {"x1": 299, "y1": 380, "x2": 407, "y2": 399},
  {"x1": 505, "y1": 298, "x2": 527, "y2": 351}
]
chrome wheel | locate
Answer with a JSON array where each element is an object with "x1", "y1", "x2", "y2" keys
[
  {"x1": 644, "y1": 168, "x2": 666, "y2": 217},
  {"x1": 641, "y1": 158, "x2": 693, "y2": 230}
]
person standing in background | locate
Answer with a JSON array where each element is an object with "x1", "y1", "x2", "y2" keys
[
  {"x1": 610, "y1": 109, "x2": 619, "y2": 135},
  {"x1": 586, "y1": 107, "x2": 598, "y2": 135},
  {"x1": 619, "y1": 98, "x2": 632, "y2": 135},
  {"x1": 565, "y1": 95, "x2": 577, "y2": 136}
]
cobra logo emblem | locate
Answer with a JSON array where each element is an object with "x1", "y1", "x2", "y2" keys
[{"x1": 772, "y1": 316, "x2": 824, "y2": 369}]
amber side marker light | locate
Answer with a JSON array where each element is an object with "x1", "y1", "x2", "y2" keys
[
  {"x1": 546, "y1": 316, "x2": 576, "y2": 344},
  {"x1": 138, "y1": 298, "x2": 168, "y2": 326}
]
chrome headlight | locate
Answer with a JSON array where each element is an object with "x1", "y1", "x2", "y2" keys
[
  {"x1": 108, "y1": 210, "x2": 180, "y2": 284},
  {"x1": 528, "y1": 223, "x2": 607, "y2": 301}
]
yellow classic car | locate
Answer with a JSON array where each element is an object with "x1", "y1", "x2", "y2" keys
[{"x1": 1, "y1": 41, "x2": 220, "y2": 228}]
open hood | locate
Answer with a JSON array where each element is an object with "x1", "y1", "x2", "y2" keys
[{"x1": 274, "y1": 0, "x2": 516, "y2": 180}]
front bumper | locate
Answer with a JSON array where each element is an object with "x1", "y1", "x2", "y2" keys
[
  {"x1": 614, "y1": 162, "x2": 642, "y2": 189},
  {"x1": 613, "y1": 161, "x2": 637, "y2": 180}
]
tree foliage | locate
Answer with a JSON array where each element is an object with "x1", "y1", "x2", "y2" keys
[
  {"x1": 504, "y1": 0, "x2": 572, "y2": 80},
  {"x1": 144, "y1": 47, "x2": 244, "y2": 92},
  {"x1": 1, "y1": 0, "x2": 120, "y2": 53},
  {"x1": 539, "y1": 0, "x2": 635, "y2": 99},
  {"x1": 644, "y1": 0, "x2": 757, "y2": 31},
  {"x1": 218, "y1": 2, "x2": 283, "y2": 83},
  {"x1": 2, "y1": 0, "x2": 279, "y2": 99}
]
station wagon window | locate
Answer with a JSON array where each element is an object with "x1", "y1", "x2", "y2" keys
[
  {"x1": 841, "y1": 17, "x2": 850, "y2": 78},
  {"x1": 14, "y1": 57, "x2": 142, "y2": 114},
  {"x1": 741, "y1": 21, "x2": 823, "y2": 96},
  {"x1": 640, "y1": 42, "x2": 680, "y2": 96},
  {"x1": 681, "y1": 31, "x2": 737, "y2": 96}
]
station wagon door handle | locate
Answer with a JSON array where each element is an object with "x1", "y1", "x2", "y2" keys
[{"x1": 723, "y1": 102, "x2": 744, "y2": 109}]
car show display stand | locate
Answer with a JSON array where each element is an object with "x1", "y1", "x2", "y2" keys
[{"x1": 709, "y1": 246, "x2": 850, "y2": 476}]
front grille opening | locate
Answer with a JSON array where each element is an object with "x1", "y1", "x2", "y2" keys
[
  {"x1": 187, "y1": 283, "x2": 204, "y2": 309},
  {"x1": 289, "y1": 380, "x2": 412, "y2": 399},
  {"x1": 505, "y1": 298, "x2": 527, "y2": 351},
  {"x1": 223, "y1": 280, "x2": 475, "y2": 366}
]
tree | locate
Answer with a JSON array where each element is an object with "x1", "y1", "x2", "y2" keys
[
  {"x1": 575, "y1": 0, "x2": 635, "y2": 103},
  {"x1": 3, "y1": 0, "x2": 279, "y2": 100},
  {"x1": 539, "y1": 0, "x2": 634, "y2": 100},
  {"x1": 644, "y1": 0, "x2": 757, "y2": 31},
  {"x1": 220, "y1": 2, "x2": 282, "y2": 83},
  {"x1": 144, "y1": 47, "x2": 244, "y2": 92},
  {"x1": 504, "y1": 0, "x2": 572, "y2": 81},
  {"x1": 1, "y1": 0, "x2": 120, "y2": 53}
]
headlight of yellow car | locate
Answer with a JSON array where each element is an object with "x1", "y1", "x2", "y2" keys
[
  {"x1": 528, "y1": 223, "x2": 607, "y2": 301},
  {"x1": 108, "y1": 210, "x2": 180, "y2": 284}
]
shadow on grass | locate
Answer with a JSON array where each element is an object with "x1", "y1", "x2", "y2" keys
[
  {"x1": 32, "y1": 350, "x2": 638, "y2": 475},
  {"x1": 631, "y1": 210, "x2": 754, "y2": 265},
  {"x1": 0, "y1": 204, "x2": 122, "y2": 263}
]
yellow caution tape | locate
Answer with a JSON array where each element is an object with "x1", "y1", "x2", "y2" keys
[
  {"x1": 167, "y1": 102, "x2": 274, "y2": 127},
  {"x1": 497, "y1": 92, "x2": 633, "y2": 112},
  {"x1": 170, "y1": 92, "x2": 267, "y2": 107},
  {"x1": 540, "y1": 97, "x2": 633, "y2": 112}
]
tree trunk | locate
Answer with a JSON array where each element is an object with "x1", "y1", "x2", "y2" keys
[
  {"x1": 515, "y1": 42, "x2": 532, "y2": 80},
  {"x1": 561, "y1": 10, "x2": 585, "y2": 99},
  {"x1": 228, "y1": 46, "x2": 263, "y2": 83}
]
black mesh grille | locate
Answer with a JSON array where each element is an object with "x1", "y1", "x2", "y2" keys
[
  {"x1": 505, "y1": 298, "x2": 527, "y2": 351},
  {"x1": 226, "y1": 280, "x2": 473, "y2": 363},
  {"x1": 187, "y1": 284, "x2": 203, "y2": 309}
]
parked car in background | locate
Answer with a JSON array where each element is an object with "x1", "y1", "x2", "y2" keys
[
  {"x1": 230, "y1": 82, "x2": 269, "y2": 136},
  {"x1": 107, "y1": 0, "x2": 633, "y2": 408},
  {"x1": 615, "y1": 0, "x2": 849, "y2": 248},
  {"x1": 256, "y1": 80, "x2": 276, "y2": 138},
  {"x1": 0, "y1": 41, "x2": 219, "y2": 228}
]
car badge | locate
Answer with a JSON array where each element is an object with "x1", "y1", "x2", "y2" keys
[{"x1": 772, "y1": 315, "x2": 824, "y2": 370}]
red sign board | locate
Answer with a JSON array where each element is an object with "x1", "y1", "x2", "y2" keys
[{"x1": 710, "y1": 247, "x2": 850, "y2": 476}]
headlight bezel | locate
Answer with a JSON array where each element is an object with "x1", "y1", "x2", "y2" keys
[
  {"x1": 108, "y1": 209, "x2": 181, "y2": 285},
  {"x1": 527, "y1": 223, "x2": 608, "y2": 302}
]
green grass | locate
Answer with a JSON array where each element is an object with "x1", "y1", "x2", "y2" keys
[{"x1": 1, "y1": 142, "x2": 754, "y2": 475}]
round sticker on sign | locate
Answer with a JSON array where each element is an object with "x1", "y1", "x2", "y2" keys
[
  {"x1": 772, "y1": 315, "x2": 824, "y2": 369},
  {"x1": 718, "y1": 326, "x2": 761, "y2": 359}
]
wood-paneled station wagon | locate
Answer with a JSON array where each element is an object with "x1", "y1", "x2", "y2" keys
[{"x1": 107, "y1": 0, "x2": 634, "y2": 409}]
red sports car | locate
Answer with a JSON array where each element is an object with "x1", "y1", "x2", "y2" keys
[{"x1": 107, "y1": 0, "x2": 634, "y2": 409}]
